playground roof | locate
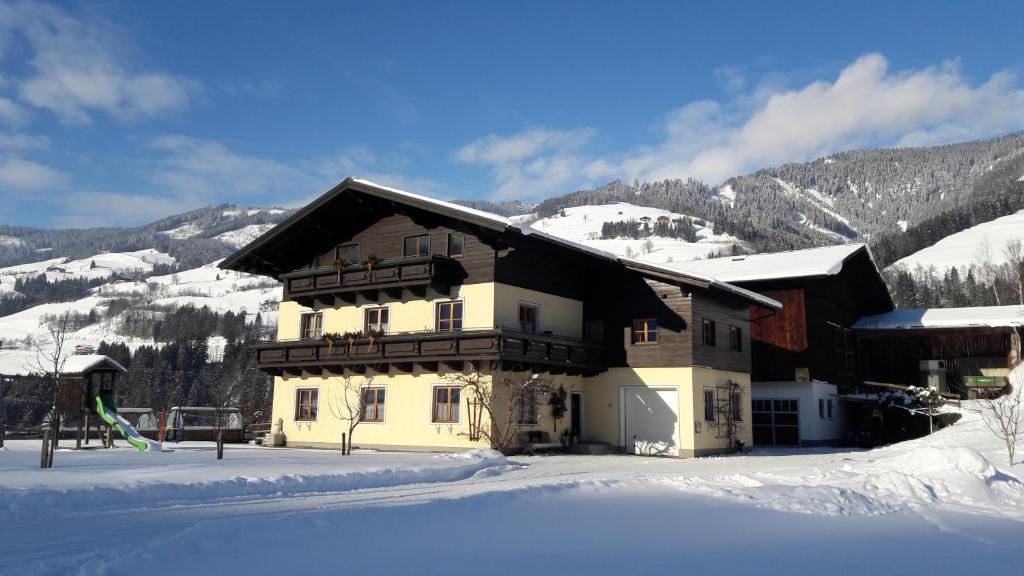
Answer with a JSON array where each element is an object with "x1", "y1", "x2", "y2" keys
[{"x1": 61, "y1": 354, "x2": 127, "y2": 376}]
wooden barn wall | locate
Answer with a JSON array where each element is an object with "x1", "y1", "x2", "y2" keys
[{"x1": 857, "y1": 328, "x2": 1015, "y2": 389}]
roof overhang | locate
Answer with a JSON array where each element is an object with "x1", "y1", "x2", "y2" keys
[{"x1": 220, "y1": 177, "x2": 782, "y2": 310}]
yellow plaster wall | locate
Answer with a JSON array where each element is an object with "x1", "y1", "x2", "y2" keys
[
  {"x1": 690, "y1": 367, "x2": 752, "y2": 452},
  {"x1": 493, "y1": 284, "x2": 584, "y2": 338},
  {"x1": 271, "y1": 372, "x2": 492, "y2": 450}
]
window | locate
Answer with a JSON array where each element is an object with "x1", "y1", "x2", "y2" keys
[
  {"x1": 827, "y1": 399, "x2": 834, "y2": 419},
  {"x1": 294, "y1": 388, "x2": 318, "y2": 421},
  {"x1": 310, "y1": 254, "x2": 323, "y2": 268},
  {"x1": 448, "y1": 234, "x2": 464, "y2": 257},
  {"x1": 361, "y1": 387, "x2": 386, "y2": 422},
  {"x1": 703, "y1": 388, "x2": 717, "y2": 422},
  {"x1": 729, "y1": 325, "x2": 742, "y2": 351},
  {"x1": 519, "y1": 302, "x2": 539, "y2": 333},
  {"x1": 702, "y1": 319, "x2": 716, "y2": 347},
  {"x1": 819, "y1": 398, "x2": 825, "y2": 418},
  {"x1": 632, "y1": 318, "x2": 659, "y2": 344},
  {"x1": 364, "y1": 307, "x2": 390, "y2": 334},
  {"x1": 432, "y1": 386, "x2": 461, "y2": 423},
  {"x1": 436, "y1": 301, "x2": 463, "y2": 332},
  {"x1": 404, "y1": 234, "x2": 430, "y2": 257},
  {"x1": 731, "y1": 390, "x2": 743, "y2": 421},
  {"x1": 515, "y1": 389, "x2": 539, "y2": 425},
  {"x1": 335, "y1": 243, "x2": 360, "y2": 265},
  {"x1": 299, "y1": 312, "x2": 323, "y2": 340}
]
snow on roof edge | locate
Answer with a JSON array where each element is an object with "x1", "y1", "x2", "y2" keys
[{"x1": 852, "y1": 305, "x2": 1024, "y2": 330}]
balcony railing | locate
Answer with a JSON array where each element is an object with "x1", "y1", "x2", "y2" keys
[
  {"x1": 280, "y1": 255, "x2": 461, "y2": 306},
  {"x1": 253, "y1": 328, "x2": 605, "y2": 377}
]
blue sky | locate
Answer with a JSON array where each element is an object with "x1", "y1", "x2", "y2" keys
[{"x1": 0, "y1": 0, "x2": 1023, "y2": 228}]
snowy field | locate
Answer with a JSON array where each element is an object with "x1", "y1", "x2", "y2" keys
[
  {"x1": 1, "y1": 396, "x2": 1022, "y2": 575},
  {"x1": 891, "y1": 209, "x2": 1024, "y2": 272}
]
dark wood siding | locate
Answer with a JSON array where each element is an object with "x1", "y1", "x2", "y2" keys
[
  {"x1": 300, "y1": 210, "x2": 497, "y2": 286},
  {"x1": 494, "y1": 235, "x2": 593, "y2": 300},
  {"x1": 691, "y1": 290, "x2": 751, "y2": 373},
  {"x1": 585, "y1": 273, "x2": 695, "y2": 368}
]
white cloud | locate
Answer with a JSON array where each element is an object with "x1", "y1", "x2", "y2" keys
[
  {"x1": 150, "y1": 135, "x2": 311, "y2": 199},
  {"x1": 0, "y1": 133, "x2": 48, "y2": 150},
  {"x1": 54, "y1": 191, "x2": 184, "y2": 228},
  {"x1": 0, "y1": 95, "x2": 28, "y2": 126},
  {"x1": 0, "y1": 1, "x2": 197, "y2": 125},
  {"x1": 455, "y1": 128, "x2": 596, "y2": 199},
  {"x1": 463, "y1": 54, "x2": 1024, "y2": 198},
  {"x1": 0, "y1": 157, "x2": 65, "y2": 189},
  {"x1": 150, "y1": 135, "x2": 448, "y2": 209}
]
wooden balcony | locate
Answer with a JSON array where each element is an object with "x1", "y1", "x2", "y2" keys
[
  {"x1": 280, "y1": 255, "x2": 461, "y2": 307},
  {"x1": 253, "y1": 329, "x2": 605, "y2": 377}
]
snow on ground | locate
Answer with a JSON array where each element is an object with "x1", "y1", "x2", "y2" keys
[
  {"x1": 891, "y1": 209, "x2": 1024, "y2": 272},
  {"x1": 0, "y1": 258, "x2": 279, "y2": 375},
  {"x1": 528, "y1": 203, "x2": 738, "y2": 264},
  {"x1": 774, "y1": 177, "x2": 857, "y2": 233},
  {"x1": 213, "y1": 223, "x2": 276, "y2": 248},
  {"x1": 0, "y1": 235, "x2": 24, "y2": 247},
  {"x1": 0, "y1": 249, "x2": 175, "y2": 289},
  {"x1": 0, "y1": 389, "x2": 1021, "y2": 575}
]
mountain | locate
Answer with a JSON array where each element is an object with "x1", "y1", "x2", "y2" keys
[
  {"x1": 0, "y1": 204, "x2": 294, "y2": 270},
  {"x1": 536, "y1": 131, "x2": 1024, "y2": 254}
]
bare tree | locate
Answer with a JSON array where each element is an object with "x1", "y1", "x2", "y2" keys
[
  {"x1": 25, "y1": 310, "x2": 73, "y2": 469},
  {"x1": 328, "y1": 375, "x2": 373, "y2": 455},
  {"x1": 975, "y1": 237, "x2": 1002, "y2": 305},
  {"x1": 1003, "y1": 238, "x2": 1024, "y2": 305},
  {"x1": 447, "y1": 372, "x2": 553, "y2": 454},
  {"x1": 973, "y1": 382, "x2": 1023, "y2": 466}
]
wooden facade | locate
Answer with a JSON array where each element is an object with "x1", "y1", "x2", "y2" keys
[
  {"x1": 717, "y1": 247, "x2": 894, "y2": 386},
  {"x1": 221, "y1": 178, "x2": 774, "y2": 379}
]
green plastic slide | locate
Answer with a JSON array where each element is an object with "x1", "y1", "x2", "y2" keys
[{"x1": 93, "y1": 392, "x2": 156, "y2": 452}]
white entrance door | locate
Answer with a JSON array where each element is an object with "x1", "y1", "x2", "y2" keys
[{"x1": 621, "y1": 386, "x2": 680, "y2": 456}]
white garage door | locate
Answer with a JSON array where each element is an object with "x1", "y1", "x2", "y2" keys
[{"x1": 621, "y1": 386, "x2": 680, "y2": 456}]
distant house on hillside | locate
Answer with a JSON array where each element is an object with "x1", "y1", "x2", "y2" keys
[{"x1": 656, "y1": 215, "x2": 671, "y2": 224}]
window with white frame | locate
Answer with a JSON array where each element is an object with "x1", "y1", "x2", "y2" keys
[
  {"x1": 364, "y1": 307, "x2": 389, "y2": 334},
  {"x1": 515, "y1": 388, "x2": 539, "y2": 425},
  {"x1": 361, "y1": 387, "x2": 386, "y2": 422},
  {"x1": 299, "y1": 312, "x2": 323, "y2": 340},
  {"x1": 432, "y1": 385, "x2": 461, "y2": 423}
]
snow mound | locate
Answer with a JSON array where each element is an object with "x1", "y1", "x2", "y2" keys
[
  {"x1": 439, "y1": 448, "x2": 507, "y2": 461},
  {"x1": 883, "y1": 446, "x2": 996, "y2": 478}
]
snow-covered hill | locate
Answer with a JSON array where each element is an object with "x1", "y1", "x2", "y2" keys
[
  {"x1": 527, "y1": 202, "x2": 739, "y2": 264},
  {"x1": 0, "y1": 249, "x2": 175, "y2": 299},
  {"x1": 0, "y1": 253, "x2": 280, "y2": 375},
  {"x1": 890, "y1": 209, "x2": 1024, "y2": 272}
]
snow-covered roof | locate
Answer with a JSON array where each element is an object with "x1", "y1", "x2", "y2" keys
[
  {"x1": 619, "y1": 258, "x2": 783, "y2": 310},
  {"x1": 663, "y1": 244, "x2": 867, "y2": 283},
  {"x1": 852, "y1": 305, "x2": 1024, "y2": 330},
  {"x1": 61, "y1": 354, "x2": 127, "y2": 376},
  {"x1": 223, "y1": 177, "x2": 778, "y2": 309}
]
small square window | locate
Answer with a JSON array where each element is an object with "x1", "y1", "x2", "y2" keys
[
  {"x1": 819, "y1": 398, "x2": 825, "y2": 418},
  {"x1": 436, "y1": 301, "x2": 463, "y2": 332},
  {"x1": 632, "y1": 318, "x2": 658, "y2": 344},
  {"x1": 404, "y1": 234, "x2": 430, "y2": 257},
  {"x1": 448, "y1": 234, "x2": 464, "y2": 257},
  {"x1": 335, "y1": 244, "x2": 360, "y2": 265},
  {"x1": 827, "y1": 399, "x2": 834, "y2": 419},
  {"x1": 432, "y1": 386, "x2": 461, "y2": 423},
  {"x1": 364, "y1": 307, "x2": 389, "y2": 334}
]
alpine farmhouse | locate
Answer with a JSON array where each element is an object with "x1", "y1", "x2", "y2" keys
[{"x1": 220, "y1": 178, "x2": 781, "y2": 456}]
